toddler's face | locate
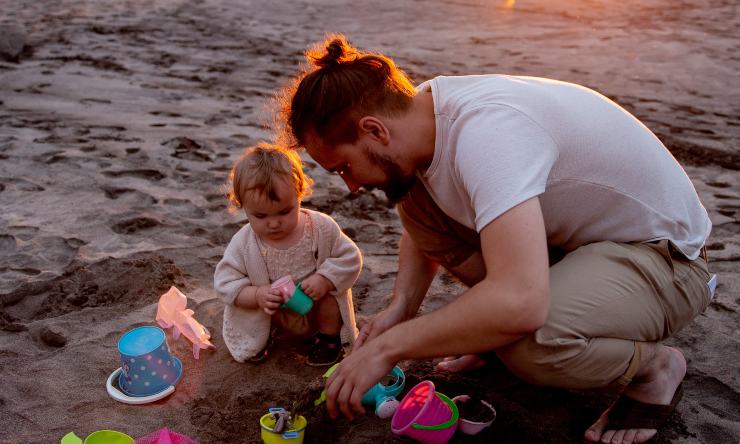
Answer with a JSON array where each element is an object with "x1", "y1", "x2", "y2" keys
[{"x1": 242, "y1": 179, "x2": 301, "y2": 243}]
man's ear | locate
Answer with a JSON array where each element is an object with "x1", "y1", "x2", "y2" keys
[{"x1": 358, "y1": 116, "x2": 390, "y2": 145}]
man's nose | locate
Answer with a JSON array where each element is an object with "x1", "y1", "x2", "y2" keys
[
  {"x1": 341, "y1": 175, "x2": 361, "y2": 193},
  {"x1": 268, "y1": 218, "x2": 280, "y2": 228}
]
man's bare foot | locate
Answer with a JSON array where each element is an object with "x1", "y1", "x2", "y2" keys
[
  {"x1": 435, "y1": 354, "x2": 486, "y2": 373},
  {"x1": 584, "y1": 345, "x2": 687, "y2": 444}
]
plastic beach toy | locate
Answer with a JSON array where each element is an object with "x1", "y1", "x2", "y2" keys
[
  {"x1": 361, "y1": 366, "x2": 406, "y2": 418},
  {"x1": 156, "y1": 286, "x2": 215, "y2": 359},
  {"x1": 314, "y1": 363, "x2": 406, "y2": 418},
  {"x1": 452, "y1": 395, "x2": 497, "y2": 435},
  {"x1": 260, "y1": 408, "x2": 307, "y2": 444},
  {"x1": 61, "y1": 430, "x2": 134, "y2": 444},
  {"x1": 391, "y1": 380, "x2": 459, "y2": 444},
  {"x1": 271, "y1": 275, "x2": 295, "y2": 298},
  {"x1": 271, "y1": 275, "x2": 313, "y2": 316},
  {"x1": 106, "y1": 326, "x2": 183, "y2": 405},
  {"x1": 134, "y1": 427, "x2": 198, "y2": 444}
]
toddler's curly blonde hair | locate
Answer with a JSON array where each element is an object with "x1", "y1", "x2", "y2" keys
[{"x1": 227, "y1": 142, "x2": 313, "y2": 210}]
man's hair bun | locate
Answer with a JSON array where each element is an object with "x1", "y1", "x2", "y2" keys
[
  {"x1": 280, "y1": 33, "x2": 416, "y2": 150},
  {"x1": 308, "y1": 34, "x2": 357, "y2": 68}
]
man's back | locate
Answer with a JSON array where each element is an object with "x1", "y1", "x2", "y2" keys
[{"x1": 419, "y1": 75, "x2": 711, "y2": 258}]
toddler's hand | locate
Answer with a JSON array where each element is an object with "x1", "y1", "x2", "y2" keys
[
  {"x1": 299, "y1": 274, "x2": 335, "y2": 300},
  {"x1": 256, "y1": 286, "x2": 284, "y2": 315}
]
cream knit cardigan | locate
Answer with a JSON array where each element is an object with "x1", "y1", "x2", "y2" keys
[{"x1": 214, "y1": 209, "x2": 361, "y2": 362}]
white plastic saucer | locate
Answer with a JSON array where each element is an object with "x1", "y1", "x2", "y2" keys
[{"x1": 106, "y1": 367, "x2": 176, "y2": 405}]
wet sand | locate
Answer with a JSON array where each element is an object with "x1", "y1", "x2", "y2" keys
[{"x1": 1, "y1": 0, "x2": 738, "y2": 442}]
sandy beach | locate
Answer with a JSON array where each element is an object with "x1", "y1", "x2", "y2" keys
[{"x1": 1, "y1": 0, "x2": 738, "y2": 442}]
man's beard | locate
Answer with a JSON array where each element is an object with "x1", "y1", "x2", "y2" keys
[{"x1": 364, "y1": 147, "x2": 416, "y2": 206}]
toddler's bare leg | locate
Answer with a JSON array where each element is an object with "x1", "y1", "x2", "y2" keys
[{"x1": 315, "y1": 296, "x2": 341, "y2": 335}]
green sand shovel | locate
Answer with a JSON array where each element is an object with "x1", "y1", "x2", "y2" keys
[{"x1": 313, "y1": 363, "x2": 340, "y2": 406}]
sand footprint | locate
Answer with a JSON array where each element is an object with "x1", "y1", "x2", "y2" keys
[
  {"x1": 102, "y1": 169, "x2": 166, "y2": 181},
  {"x1": 164, "y1": 136, "x2": 213, "y2": 162},
  {"x1": 101, "y1": 186, "x2": 157, "y2": 206},
  {"x1": 0, "y1": 177, "x2": 45, "y2": 192},
  {"x1": 79, "y1": 98, "x2": 112, "y2": 105},
  {"x1": 111, "y1": 215, "x2": 162, "y2": 234},
  {"x1": 164, "y1": 198, "x2": 206, "y2": 219}
]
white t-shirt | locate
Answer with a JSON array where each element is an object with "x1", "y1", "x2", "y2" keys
[{"x1": 418, "y1": 75, "x2": 711, "y2": 259}]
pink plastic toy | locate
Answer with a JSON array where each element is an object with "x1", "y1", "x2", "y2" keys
[
  {"x1": 156, "y1": 286, "x2": 215, "y2": 359},
  {"x1": 135, "y1": 427, "x2": 198, "y2": 444},
  {"x1": 271, "y1": 275, "x2": 295, "y2": 299},
  {"x1": 452, "y1": 395, "x2": 496, "y2": 435},
  {"x1": 391, "y1": 380, "x2": 458, "y2": 444}
]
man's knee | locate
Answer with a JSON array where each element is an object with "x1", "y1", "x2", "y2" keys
[
  {"x1": 495, "y1": 331, "x2": 632, "y2": 390},
  {"x1": 495, "y1": 333, "x2": 570, "y2": 387}
]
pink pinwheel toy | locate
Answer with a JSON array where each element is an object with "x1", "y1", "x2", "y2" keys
[{"x1": 156, "y1": 286, "x2": 215, "y2": 359}]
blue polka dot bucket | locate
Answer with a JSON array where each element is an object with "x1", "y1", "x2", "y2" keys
[{"x1": 117, "y1": 326, "x2": 182, "y2": 397}]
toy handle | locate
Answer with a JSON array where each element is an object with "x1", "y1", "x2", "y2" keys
[
  {"x1": 106, "y1": 368, "x2": 174, "y2": 405},
  {"x1": 411, "y1": 392, "x2": 459, "y2": 430},
  {"x1": 282, "y1": 432, "x2": 299, "y2": 439}
]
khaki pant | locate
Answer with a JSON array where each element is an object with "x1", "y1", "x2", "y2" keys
[{"x1": 398, "y1": 181, "x2": 711, "y2": 389}]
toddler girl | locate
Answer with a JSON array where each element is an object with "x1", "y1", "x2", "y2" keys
[{"x1": 214, "y1": 143, "x2": 361, "y2": 366}]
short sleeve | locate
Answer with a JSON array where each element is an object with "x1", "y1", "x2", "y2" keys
[{"x1": 452, "y1": 104, "x2": 558, "y2": 231}]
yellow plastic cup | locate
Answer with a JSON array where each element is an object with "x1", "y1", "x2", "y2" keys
[{"x1": 260, "y1": 413, "x2": 307, "y2": 444}]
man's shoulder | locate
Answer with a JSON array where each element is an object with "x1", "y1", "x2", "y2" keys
[{"x1": 432, "y1": 74, "x2": 530, "y2": 120}]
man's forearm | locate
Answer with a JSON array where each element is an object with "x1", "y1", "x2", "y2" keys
[
  {"x1": 379, "y1": 278, "x2": 545, "y2": 363},
  {"x1": 390, "y1": 230, "x2": 439, "y2": 319}
]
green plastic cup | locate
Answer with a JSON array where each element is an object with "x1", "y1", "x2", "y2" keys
[
  {"x1": 84, "y1": 430, "x2": 133, "y2": 444},
  {"x1": 282, "y1": 283, "x2": 313, "y2": 315}
]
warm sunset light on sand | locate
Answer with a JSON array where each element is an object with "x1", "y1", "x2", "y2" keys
[{"x1": 0, "y1": 0, "x2": 737, "y2": 443}]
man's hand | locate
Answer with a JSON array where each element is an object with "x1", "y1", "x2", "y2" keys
[
  {"x1": 353, "y1": 303, "x2": 408, "y2": 351},
  {"x1": 300, "y1": 273, "x2": 335, "y2": 300},
  {"x1": 256, "y1": 286, "x2": 284, "y2": 315},
  {"x1": 325, "y1": 337, "x2": 396, "y2": 420}
]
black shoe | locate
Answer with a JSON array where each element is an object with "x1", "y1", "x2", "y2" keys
[
  {"x1": 247, "y1": 335, "x2": 273, "y2": 363},
  {"x1": 306, "y1": 334, "x2": 342, "y2": 367}
]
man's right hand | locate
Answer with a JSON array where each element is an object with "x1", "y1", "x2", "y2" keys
[{"x1": 353, "y1": 303, "x2": 408, "y2": 351}]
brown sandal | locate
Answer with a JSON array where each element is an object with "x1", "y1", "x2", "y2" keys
[{"x1": 606, "y1": 383, "x2": 684, "y2": 430}]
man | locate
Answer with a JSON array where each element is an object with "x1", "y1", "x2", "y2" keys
[{"x1": 278, "y1": 34, "x2": 712, "y2": 443}]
